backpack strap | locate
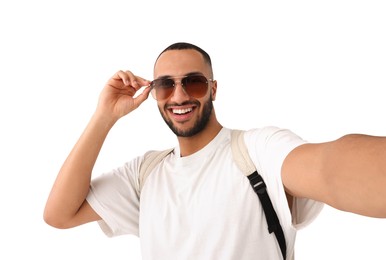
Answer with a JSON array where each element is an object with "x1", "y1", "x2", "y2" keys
[
  {"x1": 138, "y1": 130, "x2": 287, "y2": 259},
  {"x1": 138, "y1": 148, "x2": 174, "y2": 193},
  {"x1": 231, "y1": 129, "x2": 287, "y2": 260}
]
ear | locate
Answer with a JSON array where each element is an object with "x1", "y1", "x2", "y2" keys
[{"x1": 211, "y1": 80, "x2": 218, "y2": 101}]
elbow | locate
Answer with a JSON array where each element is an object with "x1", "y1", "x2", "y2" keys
[
  {"x1": 43, "y1": 207, "x2": 72, "y2": 229},
  {"x1": 43, "y1": 213, "x2": 64, "y2": 229}
]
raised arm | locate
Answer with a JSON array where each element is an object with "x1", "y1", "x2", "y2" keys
[
  {"x1": 282, "y1": 134, "x2": 386, "y2": 218},
  {"x1": 43, "y1": 70, "x2": 151, "y2": 228}
]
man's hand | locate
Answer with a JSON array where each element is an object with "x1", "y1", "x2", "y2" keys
[{"x1": 95, "y1": 70, "x2": 151, "y2": 123}]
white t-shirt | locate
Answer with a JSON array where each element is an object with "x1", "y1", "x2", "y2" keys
[{"x1": 86, "y1": 127, "x2": 323, "y2": 260}]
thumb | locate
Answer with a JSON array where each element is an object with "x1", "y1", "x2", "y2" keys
[{"x1": 133, "y1": 86, "x2": 152, "y2": 108}]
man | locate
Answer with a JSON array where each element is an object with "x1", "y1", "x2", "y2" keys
[{"x1": 44, "y1": 42, "x2": 386, "y2": 259}]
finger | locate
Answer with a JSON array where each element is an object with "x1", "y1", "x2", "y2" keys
[
  {"x1": 132, "y1": 76, "x2": 151, "y2": 90},
  {"x1": 114, "y1": 70, "x2": 150, "y2": 89},
  {"x1": 133, "y1": 86, "x2": 151, "y2": 107},
  {"x1": 122, "y1": 73, "x2": 151, "y2": 91},
  {"x1": 116, "y1": 70, "x2": 134, "y2": 86}
]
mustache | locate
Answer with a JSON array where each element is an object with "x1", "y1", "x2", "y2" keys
[{"x1": 165, "y1": 100, "x2": 200, "y2": 109}]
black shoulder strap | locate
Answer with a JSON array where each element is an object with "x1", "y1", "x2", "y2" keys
[{"x1": 231, "y1": 130, "x2": 287, "y2": 259}]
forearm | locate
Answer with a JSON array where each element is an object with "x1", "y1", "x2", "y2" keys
[
  {"x1": 44, "y1": 70, "x2": 151, "y2": 228},
  {"x1": 325, "y1": 134, "x2": 386, "y2": 218},
  {"x1": 44, "y1": 113, "x2": 116, "y2": 226}
]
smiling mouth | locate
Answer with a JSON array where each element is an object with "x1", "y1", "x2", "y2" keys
[{"x1": 172, "y1": 107, "x2": 193, "y2": 114}]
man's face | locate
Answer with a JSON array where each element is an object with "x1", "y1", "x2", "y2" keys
[{"x1": 153, "y1": 49, "x2": 217, "y2": 137}]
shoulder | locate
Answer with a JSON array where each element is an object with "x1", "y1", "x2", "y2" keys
[
  {"x1": 240, "y1": 126, "x2": 306, "y2": 149},
  {"x1": 240, "y1": 126, "x2": 307, "y2": 175}
]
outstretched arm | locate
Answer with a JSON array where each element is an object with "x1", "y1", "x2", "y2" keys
[
  {"x1": 282, "y1": 134, "x2": 386, "y2": 218},
  {"x1": 43, "y1": 70, "x2": 151, "y2": 228}
]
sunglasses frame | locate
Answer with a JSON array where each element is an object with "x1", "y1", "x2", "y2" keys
[{"x1": 150, "y1": 74, "x2": 214, "y2": 101}]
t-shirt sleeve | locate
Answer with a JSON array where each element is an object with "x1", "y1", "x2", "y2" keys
[
  {"x1": 245, "y1": 126, "x2": 324, "y2": 230},
  {"x1": 291, "y1": 197, "x2": 323, "y2": 229},
  {"x1": 86, "y1": 155, "x2": 143, "y2": 237}
]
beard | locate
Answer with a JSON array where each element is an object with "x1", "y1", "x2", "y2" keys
[{"x1": 159, "y1": 97, "x2": 214, "y2": 137}]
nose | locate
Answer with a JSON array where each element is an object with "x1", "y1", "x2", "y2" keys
[{"x1": 170, "y1": 80, "x2": 190, "y2": 102}]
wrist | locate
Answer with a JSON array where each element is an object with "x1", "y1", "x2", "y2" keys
[{"x1": 90, "y1": 110, "x2": 118, "y2": 131}]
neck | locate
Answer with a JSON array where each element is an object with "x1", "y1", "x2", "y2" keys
[{"x1": 177, "y1": 118, "x2": 222, "y2": 157}]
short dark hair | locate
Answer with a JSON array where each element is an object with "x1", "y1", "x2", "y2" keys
[{"x1": 155, "y1": 42, "x2": 213, "y2": 76}]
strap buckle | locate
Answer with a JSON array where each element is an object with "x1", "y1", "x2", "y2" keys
[{"x1": 248, "y1": 171, "x2": 267, "y2": 195}]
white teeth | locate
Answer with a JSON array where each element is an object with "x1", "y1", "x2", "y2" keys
[{"x1": 172, "y1": 108, "x2": 192, "y2": 114}]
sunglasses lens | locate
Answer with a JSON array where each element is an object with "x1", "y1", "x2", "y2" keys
[
  {"x1": 182, "y1": 75, "x2": 208, "y2": 98},
  {"x1": 151, "y1": 75, "x2": 209, "y2": 100},
  {"x1": 151, "y1": 78, "x2": 175, "y2": 100}
]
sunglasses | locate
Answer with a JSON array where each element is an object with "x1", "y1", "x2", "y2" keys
[{"x1": 150, "y1": 74, "x2": 213, "y2": 101}]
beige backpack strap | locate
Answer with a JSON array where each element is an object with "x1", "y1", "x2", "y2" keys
[
  {"x1": 231, "y1": 129, "x2": 287, "y2": 259},
  {"x1": 231, "y1": 129, "x2": 256, "y2": 177},
  {"x1": 138, "y1": 148, "x2": 174, "y2": 193}
]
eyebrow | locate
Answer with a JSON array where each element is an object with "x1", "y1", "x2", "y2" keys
[{"x1": 155, "y1": 72, "x2": 204, "y2": 80}]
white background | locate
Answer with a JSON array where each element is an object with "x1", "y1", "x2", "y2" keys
[{"x1": 1, "y1": 0, "x2": 385, "y2": 259}]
